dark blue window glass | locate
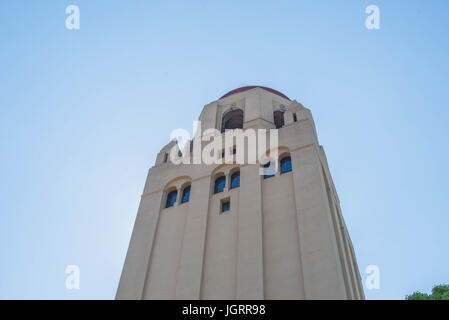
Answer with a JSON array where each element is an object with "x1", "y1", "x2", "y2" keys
[
  {"x1": 230, "y1": 172, "x2": 240, "y2": 189},
  {"x1": 181, "y1": 186, "x2": 191, "y2": 204},
  {"x1": 263, "y1": 162, "x2": 275, "y2": 179},
  {"x1": 165, "y1": 190, "x2": 177, "y2": 208},
  {"x1": 214, "y1": 176, "x2": 226, "y2": 194},
  {"x1": 221, "y1": 200, "x2": 230, "y2": 213},
  {"x1": 281, "y1": 156, "x2": 292, "y2": 174}
]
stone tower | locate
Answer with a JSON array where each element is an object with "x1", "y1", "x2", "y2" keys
[{"x1": 116, "y1": 86, "x2": 365, "y2": 300}]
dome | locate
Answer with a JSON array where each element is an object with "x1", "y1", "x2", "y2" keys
[{"x1": 220, "y1": 86, "x2": 290, "y2": 100}]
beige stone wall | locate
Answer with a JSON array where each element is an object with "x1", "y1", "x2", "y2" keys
[
  {"x1": 116, "y1": 87, "x2": 364, "y2": 300},
  {"x1": 201, "y1": 182, "x2": 239, "y2": 299},
  {"x1": 262, "y1": 171, "x2": 305, "y2": 299}
]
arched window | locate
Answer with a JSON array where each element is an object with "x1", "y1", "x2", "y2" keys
[
  {"x1": 221, "y1": 109, "x2": 243, "y2": 133},
  {"x1": 181, "y1": 186, "x2": 191, "y2": 204},
  {"x1": 263, "y1": 162, "x2": 275, "y2": 179},
  {"x1": 230, "y1": 172, "x2": 240, "y2": 189},
  {"x1": 274, "y1": 110, "x2": 284, "y2": 129},
  {"x1": 214, "y1": 176, "x2": 226, "y2": 194},
  {"x1": 280, "y1": 156, "x2": 292, "y2": 174},
  {"x1": 165, "y1": 190, "x2": 177, "y2": 208}
]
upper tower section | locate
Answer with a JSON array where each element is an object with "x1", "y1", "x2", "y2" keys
[
  {"x1": 154, "y1": 86, "x2": 319, "y2": 167},
  {"x1": 197, "y1": 86, "x2": 311, "y2": 133}
]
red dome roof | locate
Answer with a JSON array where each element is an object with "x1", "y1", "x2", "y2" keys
[{"x1": 220, "y1": 86, "x2": 290, "y2": 100}]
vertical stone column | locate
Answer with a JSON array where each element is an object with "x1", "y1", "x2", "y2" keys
[
  {"x1": 325, "y1": 182, "x2": 354, "y2": 299},
  {"x1": 236, "y1": 164, "x2": 264, "y2": 299},
  {"x1": 284, "y1": 110, "x2": 294, "y2": 125},
  {"x1": 116, "y1": 191, "x2": 163, "y2": 299},
  {"x1": 243, "y1": 90, "x2": 262, "y2": 123},
  {"x1": 175, "y1": 176, "x2": 211, "y2": 299},
  {"x1": 291, "y1": 145, "x2": 347, "y2": 299},
  {"x1": 341, "y1": 227, "x2": 362, "y2": 299}
]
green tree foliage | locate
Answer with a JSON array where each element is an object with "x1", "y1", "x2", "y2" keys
[{"x1": 406, "y1": 284, "x2": 449, "y2": 300}]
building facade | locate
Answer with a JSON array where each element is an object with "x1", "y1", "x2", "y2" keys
[{"x1": 116, "y1": 86, "x2": 365, "y2": 300}]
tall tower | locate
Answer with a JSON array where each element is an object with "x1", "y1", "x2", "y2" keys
[{"x1": 116, "y1": 86, "x2": 365, "y2": 300}]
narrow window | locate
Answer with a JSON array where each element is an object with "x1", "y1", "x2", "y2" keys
[
  {"x1": 181, "y1": 186, "x2": 191, "y2": 204},
  {"x1": 163, "y1": 153, "x2": 168, "y2": 163},
  {"x1": 273, "y1": 110, "x2": 284, "y2": 129},
  {"x1": 221, "y1": 199, "x2": 230, "y2": 213},
  {"x1": 214, "y1": 176, "x2": 226, "y2": 194},
  {"x1": 293, "y1": 113, "x2": 297, "y2": 122},
  {"x1": 280, "y1": 156, "x2": 292, "y2": 174},
  {"x1": 230, "y1": 172, "x2": 240, "y2": 189},
  {"x1": 263, "y1": 162, "x2": 275, "y2": 179},
  {"x1": 165, "y1": 190, "x2": 177, "y2": 208}
]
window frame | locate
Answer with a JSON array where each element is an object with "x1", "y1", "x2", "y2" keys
[
  {"x1": 165, "y1": 190, "x2": 178, "y2": 208},
  {"x1": 280, "y1": 156, "x2": 292, "y2": 174},
  {"x1": 221, "y1": 199, "x2": 230, "y2": 213},
  {"x1": 230, "y1": 171, "x2": 240, "y2": 189},
  {"x1": 221, "y1": 108, "x2": 244, "y2": 133},
  {"x1": 214, "y1": 176, "x2": 226, "y2": 194},
  {"x1": 273, "y1": 110, "x2": 285, "y2": 129},
  {"x1": 180, "y1": 185, "x2": 191, "y2": 204}
]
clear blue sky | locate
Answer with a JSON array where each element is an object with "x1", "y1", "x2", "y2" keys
[{"x1": 0, "y1": 0, "x2": 448, "y2": 299}]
